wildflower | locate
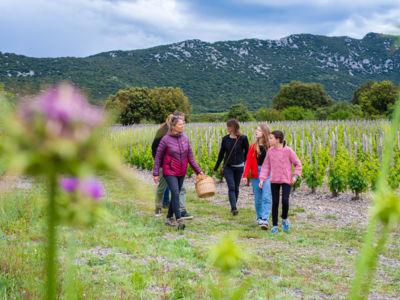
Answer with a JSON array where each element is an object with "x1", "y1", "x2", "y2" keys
[
  {"x1": 18, "y1": 83, "x2": 104, "y2": 140},
  {"x1": 81, "y1": 177, "x2": 105, "y2": 200},
  {"x1": 60, "y1": 177, "x2": 79, "y2": 193}
]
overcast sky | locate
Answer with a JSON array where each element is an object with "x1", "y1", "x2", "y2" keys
[{"x1": 0, "y1": 0, "x2": 399, "y2": 58}]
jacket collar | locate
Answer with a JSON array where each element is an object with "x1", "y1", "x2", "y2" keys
[{"x1": 167, "y1": 130, "x2": 183, "y2": 138}]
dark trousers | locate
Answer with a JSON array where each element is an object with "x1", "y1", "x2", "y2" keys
[
  {"x1": 163, "y1": 186, "x2": 170, "y2": 207},
  {"x1": 224, "y1": 165, "x2": 244, "y2": 211},
  {"x1": 270, "y1": 183, "x2": 291, "y2": 226},
  {"x1": 164, "y1": 175, "x2": 185, "y2": 220}
]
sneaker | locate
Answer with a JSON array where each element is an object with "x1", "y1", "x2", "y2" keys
[
  {"x1": 177, "y1": 218, "x2": 186, "y2": 230},
  {"x1": 282, "y1": 219, "x2": 290, "y2": 231},
  {"x1": 256, "y1": 218, "x2": 262, "y2": 225},
  {"x1": 232, "y1": 209, "x2": 238, "y2": 216},
  {"x1": 165, "y1": 217, "x2": 177, "y2": 226},
  {"x1": 260, "y1": 224, "x2": 269, "y2": 230},
  {"x1": 155, "y1": 207, "x2": 162, "y2": 217},
  {"x1": 180, "y1": 211, "x2": 194, "y2": 220},
  {"x1": 271, "y1": 226, "x2": 279, "y2": 234}
]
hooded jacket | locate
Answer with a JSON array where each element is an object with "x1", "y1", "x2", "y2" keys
[{"x1": 153, "y1": 131, "x2": 202, "y2": 177}]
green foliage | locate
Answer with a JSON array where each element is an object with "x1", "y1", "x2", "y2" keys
[
  {"x1": 0, "y1": 83, "x2": 16, "y2": 106},
  {"x1": 358, "y1": 81, "x2": 399, "y2": 117},
  {"x1": 256, "y1": 108, "x2": 285, "y2": 121},
  {"x1": 347, "y1": 161, "x2": 369, "y2": 198},
  {"x1": 106, "y1": 87, "x2": 151, "y2": 124},
  {"x1": 386, "y1": 149, "x2": 400, "y2": 189},
  {"x1": 105, "y1": 86, "x2": 191, "y2": 124},
  {"x1": 303, "y1": 160, "x2": 325, "y2": 193},
  {"x1": 316, "y1": 101, "x2": 363, "y2": 120},
  {"x1": 272, "y1": 81, "x2": 333, "y2": 111},
  {"x1": 149, "y1": 87, "x2": 191, "y2": 123},
  {"x1": 328, "y1": 153, "x2": 348, "y2": 196},
  {"x1": 350, "y1": 93, "x2": 400, "y2": 299},
  {"x1": 353, "y1": 81, "x2": 375, "y2": 105},
  {"x1": 283, "y1": 106, "x2": 304, "y2": 120},
  {"x1": 226, "y1": 104, "x2": 253, "y2": 122},
  {"x1": 191, "y1": 112, "x2": 226, "y2": 123}
]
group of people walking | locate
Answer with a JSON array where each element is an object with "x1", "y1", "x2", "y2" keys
[{"x1": 152, "y1": 112, "x2": 302, "y2": 233}]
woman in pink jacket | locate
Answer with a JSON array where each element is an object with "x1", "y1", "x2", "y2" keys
[
  {"x1": 259, "y1": 130, "x2": 301, "y2": 234},
  {"x1": 153, "y1": 115, "x2": 203, "y2": 230}
]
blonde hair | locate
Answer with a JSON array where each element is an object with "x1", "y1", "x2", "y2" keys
[
  {"x1": 167, "y1": 111, "x2": 185, "y2": 129},
  {"x1": 255, "y1": 124, "x2": 271, "y2": 156}
]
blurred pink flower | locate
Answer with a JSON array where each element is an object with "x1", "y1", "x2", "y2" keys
[
  {"x1": 19, "y1": 83, "x2": 104, "y2": 138},
  {"x1": 81, "y1": 177, "x2": 105, "y2": 200},
  {"x1": 60, "y1": 177, "x2": 79, "y2": 193}
]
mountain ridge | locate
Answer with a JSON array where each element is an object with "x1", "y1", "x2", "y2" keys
[{"x1": 1, "y1": 32, "x2": 399, "y2": 112}]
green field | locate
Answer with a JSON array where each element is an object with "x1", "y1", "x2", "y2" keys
[{"x1": 1, "y1": 172, "x2": 399, "y2": 299}]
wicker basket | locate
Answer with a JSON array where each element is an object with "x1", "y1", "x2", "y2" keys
[{"x1": 195, "y1": 175, "x2": 215, "y2": 198}]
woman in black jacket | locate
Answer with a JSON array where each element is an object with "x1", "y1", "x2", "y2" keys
[{"x1": 214, "y1": 119, "x2": 249, "y2": 215}]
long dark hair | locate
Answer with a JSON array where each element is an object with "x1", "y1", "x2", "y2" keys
[
  {"x1": 271, "y1": 130, "x2": 286, "y2": 147},
  {"x1": 226, "y1": 119, "x2": 241, "y2": 136}
]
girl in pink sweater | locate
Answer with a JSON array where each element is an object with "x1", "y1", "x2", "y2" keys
[{"x1": 259, "y1": 130, "x2": 301, "y2": 234}]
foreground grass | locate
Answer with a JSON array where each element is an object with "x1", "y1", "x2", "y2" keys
[{"x1": 0, "y1": 174, "x2": 399, "y2": 299}]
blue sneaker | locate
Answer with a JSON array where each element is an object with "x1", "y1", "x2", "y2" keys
[
  {"x1": 282, "y1": 219, "x2": 290, "y2": 231},
  {"x1": 271, "y1": 226, "x2": 278, "y2": 234}
]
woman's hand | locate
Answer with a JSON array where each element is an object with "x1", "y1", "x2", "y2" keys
[
  {"x1": 242, "y1": 177, "x2": 248, "y2": 185},
  {"x1": 291, "y1": 176, "x2": 297, "y2": 185},
  {"x1": 154, "y1": 176, "x2": 159, "y2": 184},
  {"x1": 258, "y1": 180, "x2": 264, "y2": 189}
]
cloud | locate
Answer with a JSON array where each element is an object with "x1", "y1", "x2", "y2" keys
[
  {"x1": 328, "y1": 8, "x2": 400, "y2": 37},
  {"x1": 0, "y1": 0, "x2": 399, "y2": 57}
]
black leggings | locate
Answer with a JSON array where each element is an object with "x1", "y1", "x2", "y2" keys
[
  {"x1": 223, "y1": 165, "x2": 244, "y2": 211},
  {"x1": 164, "y1": 175, "x2": 185, "y2": 220},
  {"x1": 270, "y1": 183, "x2": 291, "y2": 226}
]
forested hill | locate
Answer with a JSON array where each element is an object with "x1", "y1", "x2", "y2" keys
[{"x1": 1, "y1": 32, "x2": 399, "y2": 113}]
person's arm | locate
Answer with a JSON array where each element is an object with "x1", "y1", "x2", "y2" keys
[
  {"x1": 213, "y1": 137, "x2": 226, "y2": 171},
  {"x1": 289, "y1": 148, "x2": 302, "y2": 184},
  {"x1": 242, "y1": 144, "x2": 253, "y2": 178},
  {"x1": 258, "y1": 150, "x2": 271, "y2": 188},
  {"x1": 153, "y1": 137, "x2": 167, "y2": 177},
  {"x1": 151, "y1": 137, "x2": 161, "y2": 159},
  {"x1": 242, "y1": 144, "x2": 253, "y2": 184},
  {"x1": 187, "y1": 142, "x2": 202, "y2": 175},
  {"x1": 242, "y1": 136, "x2": 249, "y2": 163}
]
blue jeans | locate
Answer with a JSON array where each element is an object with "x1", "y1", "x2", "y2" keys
[{"x1": 251, "y1": 166, "x2": 271, "y2": 221}]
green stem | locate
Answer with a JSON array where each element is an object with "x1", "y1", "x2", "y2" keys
[
  {"x1": 66, "y1": 230, "x2": 77, "y2": 300},
  {"x1": 349, "y1": 217, "x2": 391, "y2": 299},
  {"x1": 46, "y1": 175, "x2": 57, "y2": 300}
]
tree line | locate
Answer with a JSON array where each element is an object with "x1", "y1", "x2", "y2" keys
[
  {"x1": 206, "y1": 80, "x2": 399, "y2": 122},
  {"x1": 104, "y1": 79, "x2": 398, "y2": 124}
]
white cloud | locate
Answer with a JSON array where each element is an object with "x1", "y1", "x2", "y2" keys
[
  {"x1": 329, "y1": 9, "x2": 400, "y2": 38},
  {"x1": 0, "y1": 0, "x2": 399, "y2": 57},
  {"x1": 236, "y1": 0, "x2": 400, "y2": 8}
]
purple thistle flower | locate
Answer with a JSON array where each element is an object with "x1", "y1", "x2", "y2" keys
[
  {"x1": 81, "y1": 177, "x2": 105, "y2": 200},
  {"x1": 19, "y1": 83, "x2": 104, "y2": 137},
  {"x1": 60, "y1": 177, "x2": 80, "y2": 193}
]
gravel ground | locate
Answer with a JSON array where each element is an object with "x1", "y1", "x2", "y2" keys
[{"x1": 129, "y1": 166, "x2": 372, "y2": 228}]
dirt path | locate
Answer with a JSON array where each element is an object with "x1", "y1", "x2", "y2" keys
[{"x1": 129, "y1": 166, "x2": 372, "y2": 229}]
